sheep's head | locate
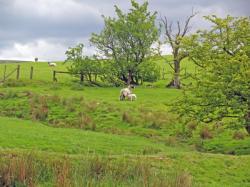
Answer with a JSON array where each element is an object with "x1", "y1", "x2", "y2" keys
[{"x1": 129, "y1": 84, "x2": 135, "y2": 89}]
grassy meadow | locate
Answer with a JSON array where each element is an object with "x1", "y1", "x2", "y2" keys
[{"x1": 0, "y1": 60, "x2": 249, "y2": 186}]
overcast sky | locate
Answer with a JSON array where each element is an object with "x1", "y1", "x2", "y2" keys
[{"x1": 0, "y1": 0, "x2": 249, "y2": 61}]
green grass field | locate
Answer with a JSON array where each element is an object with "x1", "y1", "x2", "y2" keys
[{"x1": 0, "y1": 60, "x2": 249, "y2": 186}]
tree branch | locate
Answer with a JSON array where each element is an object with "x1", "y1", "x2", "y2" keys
[
  {"x1": 161, "y1": 16, "x2": 174, "y2": 48},
  {"x1": 181, "y1": 11, "x2": 197, "y2": 37}
]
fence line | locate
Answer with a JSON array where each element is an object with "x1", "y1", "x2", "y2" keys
[
  {"x1": 0, "y1": 65, "x2": 34, "y2": 83},
  {"x1": 53, "y1": 70, "x2": 84, "y2": 83}
]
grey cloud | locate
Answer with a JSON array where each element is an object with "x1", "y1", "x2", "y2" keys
[{"x1": 0, "y1": 0, "x2": 249, "y2": 60}]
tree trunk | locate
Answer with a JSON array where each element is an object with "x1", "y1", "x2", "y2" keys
[
  {"x1": 167, "y1": 60, "x2": 181, "y2": 89},
  {"x1": 80, "y1": 73, "x2": 84, "y2": 83},
  {"x1": 121, "y1": 74, "x2": 128, "y2": 83},
  {"x1": 127, "y1": 70, "x2": 132, "y2": 85},
  {"x1": 88, "y1": 74, "x2": 92, "y2": 82},
  {"x1": 134, "y1": 75, "x2": 139, "y2": 85},
  {"x1": 245, "y1": 107, "x2": 250, "y2": 134}
]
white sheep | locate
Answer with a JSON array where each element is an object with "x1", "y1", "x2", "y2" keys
[
  {"x1": 48, "y1": 62, "x2": 57, "y2": 67},
  {"x1": 127, "y1": 93, "x2": 137, "y2": 101},
  {"x1": 119, "y1": 85, "x2": 135, "y2": 100}
]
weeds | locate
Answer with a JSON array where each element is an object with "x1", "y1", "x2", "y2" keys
[
  {"x1": 140, "y1": 111, "x2": 175, "y2": 129},
  {"x1": 0, "y1": 153, "x2": 194, "y2": 186},
  {"x1": 0, "y1": 90, "x2": 18, "y2": 99},
  {"x1": 2, "y1": 79, "x2": 26, "y2": 87},
  {"x1": 30, "y1": 94, "x2": 49, "y2": 121},
  {"x1": 187, "y1": 120, "x2": 198, "y2": 131},
  {"x1": 0, "y1": 154, "x2": 37, "y2": 187},
  {"x1": 122, "y1": 111, "x2": 134, "y2": 124},
  {"x1": 165, "y1": 136, "x2": 177, "y2": 147},
  {"x1": 85, "y1": 101, "x2": 99, "y2": 112},
  {"x1": 78, "y1": 112, "x2": 96, "y2": 130},
  {"x1": 54, "y1": 159, "x2": 71, "y2": 187},
  {"x1": 142, "y1": 146, "x2": 162, "y2": 155}
]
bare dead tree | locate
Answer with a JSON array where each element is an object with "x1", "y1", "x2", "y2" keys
[{"x1": 161, "y1": 11, "x2": 197, "y2": 89}]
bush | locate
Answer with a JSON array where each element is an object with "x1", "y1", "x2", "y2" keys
[
  {"x1": 138, "y1": 61, "x2": 161, "y2": 82},
  {"x1": 233, "y1": 130, "x2": 246, "y2": 140},
  {"x1": 187, "y1": 121, "x2": 198, "y2": 131},
  {"x1": 200, "y1": 127, "x2": 213, "y2": 139}
]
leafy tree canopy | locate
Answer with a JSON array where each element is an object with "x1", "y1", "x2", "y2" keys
[
  {"x1": 176, "y1": 15, "x2": 250, "y2": 132},
  {"x1": 65, "y1": 43, "x2": 101, "y2": 82},
  {"x1": 90, "y1": 0, "x2": 159, "y2": 84}
]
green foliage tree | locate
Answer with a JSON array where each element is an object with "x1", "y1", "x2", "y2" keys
[
  {"x1": 138, "y1": 60, "x2": 161, "y2": 83},
  {"x1": 90, "y1": 0, "x2": 159, "y2": 85},
  {"x1": 65, "y1": 43, "x2": 101, "y2": 82},
  {"x1": 177, "y1": 15, "x2": 250, "y2": 133}
]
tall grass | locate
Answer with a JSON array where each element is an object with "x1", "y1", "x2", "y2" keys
[{"x1": 0, "y1": 153, "x2": 193, "y2": 186}]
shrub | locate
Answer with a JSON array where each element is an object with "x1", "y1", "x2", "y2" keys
[
  {"x1": 138, "y1": 60, "x2": 161, "y2": 82},
  {"x1": 233, "y1": 130, "x2": 246, "y2": 140},
  {"x1": 187, "y1": 121, "x2": 197, "y2": 131},
  {"x1": 200, "y1": 127, "x2": 213, "y2": 139}
]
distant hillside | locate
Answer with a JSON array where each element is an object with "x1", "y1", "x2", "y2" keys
[{"x1": 0, "y1": 60, "x2": 33, "y2": 64}]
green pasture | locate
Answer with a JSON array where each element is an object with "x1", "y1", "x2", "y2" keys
[
  {"x1": 0, "y1": 117, "x2": 249, "y2": 186},
  {"x1": 0, "y1": 57, "x2": 196, "y2": 85},
  {"x1": 0, "y1": 60, "x2": 249, "y2": 186},
  {"x1": 0, "y1": 117, "x2": 167, "y2": 155}
]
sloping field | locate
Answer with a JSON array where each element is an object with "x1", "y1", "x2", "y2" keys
[
  {"x1": 0, "y1": 117, "x2": 167, "y2": 155},
  {"x1": 0, "y1": 117, "x2": 249, "y2": 186}
]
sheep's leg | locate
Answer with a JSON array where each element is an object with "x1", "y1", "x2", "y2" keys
[{"x1": 120, "y1": 94, "x2": 124, "y2": 101}]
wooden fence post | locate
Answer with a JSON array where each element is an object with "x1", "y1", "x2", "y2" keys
[
  {"x1": 16, "y1": 65, "x2": 20, "y2": 80},
  {"x1": 53, "y1": 70, "x2": 57, "y2": 82},
  {"x1": 30, "y1": 66, "x2": 34, "y2": 80},
  {"x1": 3, "y1": 65, "x2": 7, "y2": 81}
]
